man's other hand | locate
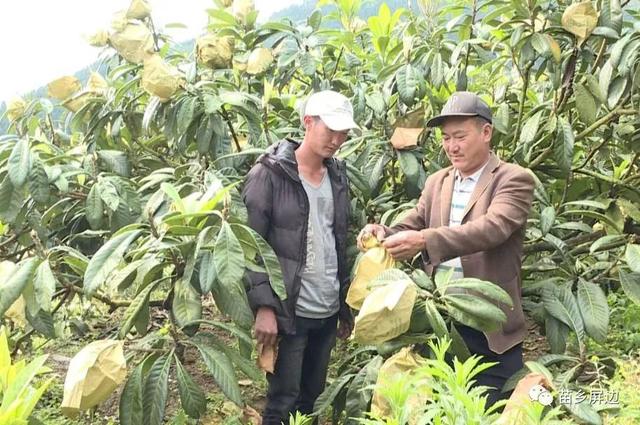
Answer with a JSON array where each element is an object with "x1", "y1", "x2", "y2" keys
[
  {"x1": 337, "y1": 318, "x2": 353, "y2": 340},
  {"x1": 382, "y1": 230, "x2": 425, "y2": 260},
  {"x1": 254, "y1": 307, "x2": 278, "y2": 346}
]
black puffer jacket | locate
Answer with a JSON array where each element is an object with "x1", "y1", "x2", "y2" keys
[{"x1": 242, "y1": 138, "x2": 352, "y2": 335}]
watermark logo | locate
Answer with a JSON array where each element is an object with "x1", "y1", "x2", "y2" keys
[{"x1": 528, "y1": 384, "x2": 553, "y2": 406}]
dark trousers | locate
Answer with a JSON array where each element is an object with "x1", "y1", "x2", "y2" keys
[
  {"x1": 456, "y1": 325, "x2": 523, "y2": 408},
  {"x1": 262, "y1": 314, "x2": 338, "y2": 425}
]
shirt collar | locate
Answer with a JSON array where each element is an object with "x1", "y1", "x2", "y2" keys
[{"x1": 454, "y1": 159, "x2": 490, "y2": 183}]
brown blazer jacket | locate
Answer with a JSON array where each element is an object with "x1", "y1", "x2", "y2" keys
[{"x1": 387, "y1": 152, "x2": 535, "y2": 354}]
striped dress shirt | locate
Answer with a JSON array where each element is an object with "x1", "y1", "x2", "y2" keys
[{"x1": 435, "y1": 162, "x2": 489, "y2": 280}]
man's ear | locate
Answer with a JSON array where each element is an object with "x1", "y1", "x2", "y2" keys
[
  {"x1": 483, "y1": 123, "x2": 493, "y2": 143},
  {"x1": 303, "y1": 115, "x2": 314, "y2": 130}
]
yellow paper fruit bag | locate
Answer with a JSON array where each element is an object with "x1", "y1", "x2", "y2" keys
[
  {"x1": 61, "y1": 340, "x2": 127, "y2": 418},
  {"x1": 126, "y1": 0, "x2": 151, "y2": 20},
  {"x1": 246, "y1": 47, "x2": 273, "y2": 75},
  {"x1": 87, "y1": 30, "x2": 110, "y2": 47},
  {"x1": 353, "y1": 279, "x2": 417, "y2": 345},
  {"x1": 62, "y1": 72, "x2": 107, "y2": 113},
  {"x1": 347, "y1": 235, "x2": 395, "y2": 310},
  {"x1": 141, "y1": 55, "x2": 182, "y2": 101},
  {"x1": 47, "y1": 76, "x2": 82, "y2": 101},
  {"x1": 371, "y1": 347, "x2": 429, "y2": 420},
  {"x1": 6, "y1": 98, "x2": 26, "y2": 121},
  {"x1": 232, "y1": 0, "x2": 255, "y2": 25},
  {"x1": 109, "y1": 22, "x2": 155, "y2": 64},
  {"x1": 196, "y1": 34, "x2": 235, "y2": 69}
]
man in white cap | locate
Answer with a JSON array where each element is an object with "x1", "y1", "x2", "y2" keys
[
  {"x1": 358, "y1": 91, "x2": 535, "y2": 407},
  {"x1": 242, "y1": 90, "x2": 360, "y2": 424}
]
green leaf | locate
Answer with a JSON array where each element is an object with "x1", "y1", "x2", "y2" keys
[
  {"x1": 523, "y1": 361, "x2": 555, "y2": 387},
  {"x1": 29, "y1": 156, "x2": 50, "y2": 203},
  {"x1": 199, "y1": 250, "x2": 217, "y2": 293},
  {"x1": 626, "y1": 244, "x2": 640, "y2": 272},
  {"x1": 396, "y1": 64, "x2": 418, "y2": 107},
  {"x1": 86, "y1": 184, "x2": 104, "y2": 230},
  {"x1": 299, "y1": 52, "x2": 317, "y2": 76},
  {"x1": 449, "y1": 323, "x2": 471, "y2": 361},
  {"x1": 134, "y1": 300, "x2": 150, "y2": 336},
  {"x1": 120, "y1": 282, "x2": 156, "y2": 338},
  {"x1": 445, "y1": 278, "x2": 513, "y2": 307},
  {"x1": 208, "y1": 337, "x2": 263, "y2": 383},
  {"x1": 0, "y1": 176, "x2": 24, "y2": 223},
  {"x1": 143, "y1": 96, "x2": 162, "y2": 134},
  {"x1": 576, "y1": 280, "x2": 609, "y2": 343},
  {"x1": 172, "y1": 278, "x2": 202, "y2": 332},
  {"x1": 174, "y1": 356, "x2": 207, "y2": 419},
  {"x1": 143, "y1": 354, "x2": 172, "y2": 425},
  {"x1": 619, "y1": 270, "x2": 640, "y2": 305},
  {"x1": 589, "y1": 235, "x2": 626, "y2": 254},
  {"x1": 194, "y1": 342, "x2": 242, "y2": 405},
  {"x1": 313, "y1": 373, "x2": 355, "y2": 417},
  {"x1": 346, "y1": 162, "x2": 371, "y2": 200},
  {"x1": 344, "y1": 356, "x2": 383, "y2": 423},
  {"x1": 214, "y1": 221, "x2": 245, "y2": 290},
  {"x1": 231, "y1": 224, "x2": 286, "y2": 300},
  {"x1": 545, "y1": 316, "x2": 569, "y2": 354},
  {"x1": 542, "y1": 284, "x2": 585, "y2": 349},
  {"x1": 600, "y1": 0, "x2": 622, "y2": 35},
  {"x1": 177, "y1": 96, "x2": 198, "y2": 136},
  {"x1": 540, "y1": 206, "x2": 556, "y2": 236},
  {"x1": 607, "y1": 77, "x2": 627, "y2": 109},
  {"x1": 210, "y1": 277, "x2": 254, "y2": 328},
  {"x1": 99, "y1": 179, "x2": 120, "y2": 212},
  {"x1": 554, "y1": 117, "x2": 574, "y2": 175},
  {"x1": 443, "y1": 293, "x2": 507, "y2": 332},
  {"x1": 97, "y1": 150, "x2": 131, "y2": 177},
  {"x1": 530, "y1": 33, "x2": 552, "y2": 58},
  {"x1": 561, "y1": 391, "x2": 603, "y2": 425},
  {"x1": 411, "y1": 269, "x2": 435, "y2": 291},
  {"x1": 575, "y1": 83, "x2": 597, "y2": 125},
  {"x1": 365, "y1": 93, "x2": 386, "y2": 116},
  {"x1": 120, "y1": 361, "x2": 144, "y2": 425},
  {"x1": 33, "y1": 260, "x2": 57, "y2": 313},
  {"x1": 26, "y1": 308, "x2": 56, "y2": 338},
  {"x1": 84, "y1": 230, "x2": 142, "y2": 296},
  {"x1": 397, "y1": 150, "x2": 420, "y2": 189},
  {"x1": 196, "y1": 115, "x2": 215, "y2": 155},
  {"x1": 585, "y1": 74, "x2": 606, "y2": 103},
  {"x1": 8, "y1": 139, "x2": 31, "y2": 187},
  {"x1": 493, "y1": 103, "x2": 510, "y2": 135},
  {"x1": 519, "y1": 111, "x2": 543, "y2": 147},
  {"x1": 599, "y1": 61, "x2": 614, "y2": 99},
  {"x1": 424, "y1": 299, "x2": 448, "y2": 339},
  {"x1": 0, "y1": 257, "x2": 39, "y2": 317}
]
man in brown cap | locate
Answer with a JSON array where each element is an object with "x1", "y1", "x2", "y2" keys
[{"x1": 357, "y1": 91, "x2": 535, "y2": 406}]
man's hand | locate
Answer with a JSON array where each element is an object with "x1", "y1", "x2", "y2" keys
[
  {"x1": 356, "y1": 224, "x2": 386, "y2": 251},
  {"x1": 254, "y1": 307, "x2": 278, "y2": 346},
  {"x1": 382, "y1": 230, "x2": 426, "y2": 260},
  {"x1": 337, "y1": 318, "x2": 353, "y2": 340}
]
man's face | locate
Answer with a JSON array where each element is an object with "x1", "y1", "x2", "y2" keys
[
  {"x1": 304, "y1": 116, "x2": 349, "y2": 159},
  {"x1": 440, "y1": 117, "x2": 492, "y2": 176}
]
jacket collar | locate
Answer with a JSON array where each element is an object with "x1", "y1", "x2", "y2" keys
[
  {"x1": 441, "y1": 152, "x2": 500, "y2": 225},
  {"x1": 260, "y1": 138, "x2": 342, "y2": 183}
]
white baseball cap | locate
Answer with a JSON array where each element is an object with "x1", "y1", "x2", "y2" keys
[{"x1": 302, "y1": 90, "x2": 361, "y2": 133}]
